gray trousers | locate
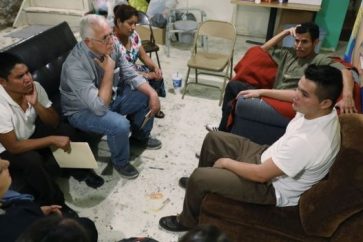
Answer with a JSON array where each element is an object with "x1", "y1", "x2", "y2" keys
[{"x1": 179, "y1": 131, "x2": 277, "y2": 227}]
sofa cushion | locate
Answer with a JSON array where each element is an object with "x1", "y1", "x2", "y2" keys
[{"x1": 299, "y1": 114, "x2": 363, "y2": 237}]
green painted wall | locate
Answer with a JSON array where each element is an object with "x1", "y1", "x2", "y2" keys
[{"x1": 315, "y1": 0, "x2": 349, "y2": 51}]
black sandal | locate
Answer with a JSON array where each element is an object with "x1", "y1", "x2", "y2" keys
[{"x1": 155, "y1": 110, "x2": 165, "y2": 119}]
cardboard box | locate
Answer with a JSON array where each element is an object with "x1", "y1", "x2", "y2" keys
[
  {"x1": 276, "y1": 10, "x2": 315, "y2": 32},
  {"x1": 135, "y1": 25, "x2": 165, "y2": 45}
]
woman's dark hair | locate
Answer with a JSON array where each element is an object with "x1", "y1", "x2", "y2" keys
[
  {"x1": 113, "y1": 4, "x2": 138, "y2": 26},
  {"x1": 296, "y1": 22, "x2": 320, "y2": 41},
  {"x1": 304, "y1": 64, "x2": 343, "y2": 106},
  {"x1": 179, "y1": 225, "x2": 230, "y2": 242},
  {"x1": 16, "y1": 215, "x2": 92, "y2": 242}
]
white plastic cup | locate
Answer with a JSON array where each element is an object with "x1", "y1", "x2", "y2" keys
[{"x1": 172, "y1": 72, "x2": 182, "y2": 94}]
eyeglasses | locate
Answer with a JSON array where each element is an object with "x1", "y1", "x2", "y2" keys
[{"x1": 90, "y1": 32, "x2": 114, "y2": 45}]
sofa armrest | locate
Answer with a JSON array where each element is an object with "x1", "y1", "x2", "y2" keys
[{"x1": 330, "y1": 211, "x2": 363, "y2": 242}]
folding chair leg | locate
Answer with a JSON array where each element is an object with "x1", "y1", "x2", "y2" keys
[
  {"x1": 166, "y1": 30, "x2": 171, "y2": 57},
  {"x1": 148, "y1": 52, "x2": 161, "y2": 69},
  {"x1": 219, "y1": 77, "x2": 228, "y2": 106},
  {"x1": 230, "y1": 56, "x2": 234, "y2": 77},
  {"x1": 155, "y1": 52, "x2": 161, "y2": 69},
  {"x1": 219, "y1": 66, "x2": 230, "y2": 106},
  {"x1": 195, "y1": 68, "x2": 198, "y2": 84},
  {"x1": 182, "y1": 67, "x2": 191, "y2": 99}
]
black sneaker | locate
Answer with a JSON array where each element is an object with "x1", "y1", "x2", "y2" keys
[
  {"x1": 146, "y1": 137, "x2": 162, "y2": 150},
  {"x1": 84, "y1": 171, "x2": 104, "y2": 189},
  {"x1": 205, "y1": 124, "x2": 219, "y2": 132},
  {"x1": 130, "y1": 137, "x2": 162, "y2": 150},
  {"x1": 115, "y1": 164, "x2": 139, "y2": 179},
  {"x1": 61, "y1": 204, "x2": 79, "y2": 218}
]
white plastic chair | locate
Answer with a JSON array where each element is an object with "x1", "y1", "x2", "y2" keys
[{"x1": 165, "y1": 8, "x2": 206, "y2": 57}]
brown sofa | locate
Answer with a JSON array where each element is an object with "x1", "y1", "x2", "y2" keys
[{"x1": 199, "y1": 114, "x2": 363, "y2": 242}]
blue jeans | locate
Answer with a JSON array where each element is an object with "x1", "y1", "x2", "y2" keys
[
  {"x1": 231, "y1": 97, "x2": 290, "y2": 145},
  {"x1": 68, "y1": 86, "x2": 153, "y2": 167},
  {"x1": 219, "y1": 80, "x2": 255, "y2": 131}
]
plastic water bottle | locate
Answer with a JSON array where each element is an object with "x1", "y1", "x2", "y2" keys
[{"x1": 172, "y1": 72, "x2": 182, "y2": 94}]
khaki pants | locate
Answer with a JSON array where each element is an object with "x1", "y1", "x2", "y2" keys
[{"x1": 179, "y1": 131, "x2": 277, "y2": 227}]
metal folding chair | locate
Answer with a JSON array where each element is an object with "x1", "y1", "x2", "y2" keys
[
  {"x1": 138, "y1": 11, "x2": 161, "y2": 69},
  {"x1": 182, "y1": 20, "x2": 237, "y2": 106}
]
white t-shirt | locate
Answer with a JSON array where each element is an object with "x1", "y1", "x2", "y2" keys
[
  {"x1": 0, "y1": 81, "x2": 52, "y2": 153},
  {"x1": 261, "y1": 110, "x2": 340, "y2": 207}
]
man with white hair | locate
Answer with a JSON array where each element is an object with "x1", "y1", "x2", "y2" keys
[{"x1": 60, "y1": 14, "x2": 161, "y2": 179}]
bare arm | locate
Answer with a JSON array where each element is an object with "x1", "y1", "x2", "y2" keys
[
  {"x1": 237, "y1": 89, "x2": 295, "y2": 102},
  {"x1": 336, "y1": 69, "x2": 357, "y2": 114},
  {"x1": 214, "y1": 157, "x2": 284, "y2": 183},
  {"x1": 261, "y1": 26, "x2": 296, "y2": 51},
  {"x1": 95, "y1": 55, "x2": 115, "y2": 106},
  {"x1": 137, "y1": 82, "x2": 160, "y2": 115},
  {"x1": 0, "y1": 131, "x2": 70, "y2": 154},
  {"x1": 34, "y1": 104, "x2": 59, "y2": 129}
]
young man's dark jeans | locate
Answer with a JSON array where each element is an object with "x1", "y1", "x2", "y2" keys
[{"x1": 219, "y1": 80, "x2": 255, "y2": 131}]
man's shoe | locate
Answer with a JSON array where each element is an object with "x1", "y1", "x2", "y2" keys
[
  {"x1": 61, "y1": 204, "x2": 79, "y2": 218},
  {"x1": 130, "y1": 137, "x2": 162, "y2": 150},
  {"x1": 179, "y1": 177, "x2": 189, "y2": 189},
  {"x1": 84, "y1": 171, "x2": 104, "y2": 189},
  {"x1": 115, "y1": 164, "x2": 139, "y2": 179},
  {"x1": 159, "y1": 215, "x2": 189, "y2": 232},
  {"x1": 146, "y1": 137, "x2": 162, "y2": 150},
  {"x1": 205, "y1": 124, "x2": 219, "y2": 132}
]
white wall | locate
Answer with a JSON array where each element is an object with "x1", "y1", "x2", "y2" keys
[
  {"x1": 176, "y1": 0, "x2": 234, "y2": 22},
  {"x1": 176, "y1": 0, "x2": 269, "y2": 38}
]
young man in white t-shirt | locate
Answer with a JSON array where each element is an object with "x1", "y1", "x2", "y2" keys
[
  {"x1": 159, "y1": 64, "x2": 343, "y2": 231},
  {"x1": 0, "y1": 52, "x2": 104, "y2": 213}
]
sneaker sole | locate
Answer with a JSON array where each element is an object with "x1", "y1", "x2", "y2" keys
[
  {"x1": 205, "y1": 125, "x2": 219, "y2": 132},
  {"x1": 119, "y1": 172, "x2": 139, "y2": 179},
  {"x1": 115, "y1": 167, "x2": 140, "y2": 179},
  {"x1": 146, "y1": 144, "x2": 162, "y2": 150}
]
